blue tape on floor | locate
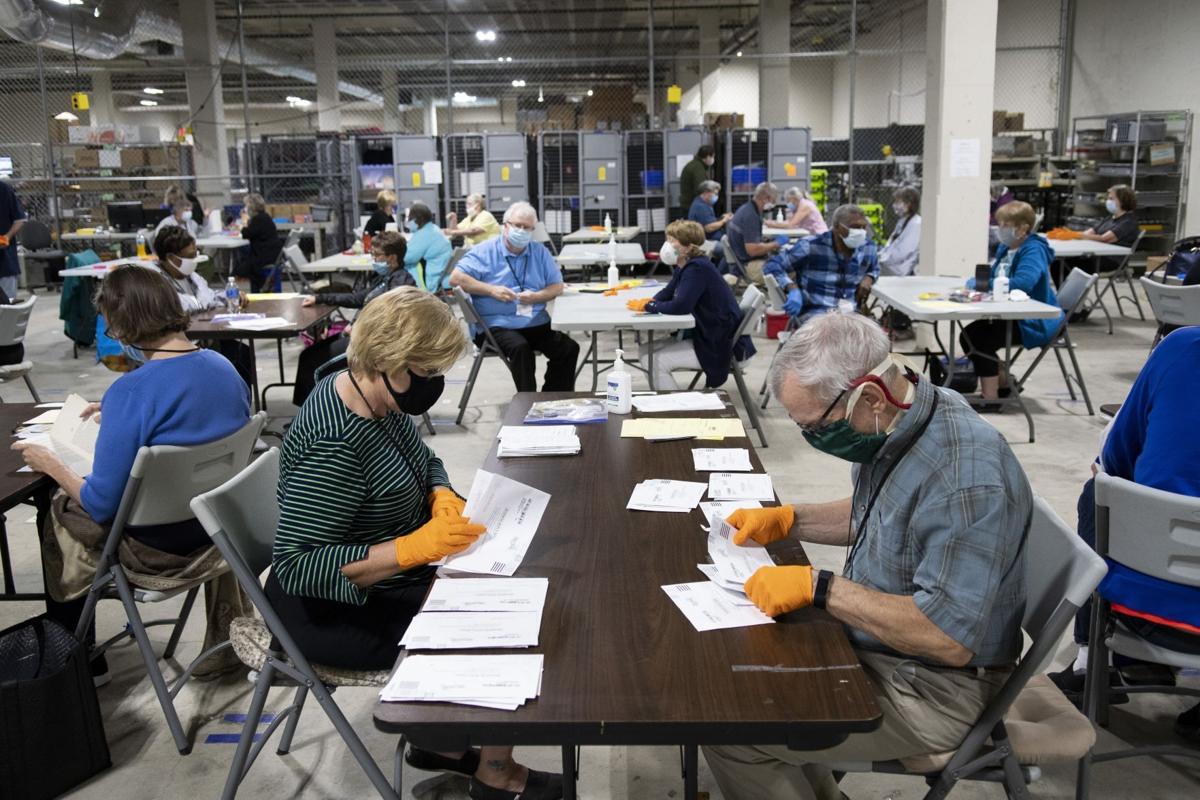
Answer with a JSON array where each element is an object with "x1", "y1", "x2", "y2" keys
[
  {"x1": 222, "y1": 713, "x2": 277, "y2": 724},
  {"x1": 205, "y1": 733, "x2": 262, "y2": 744}
]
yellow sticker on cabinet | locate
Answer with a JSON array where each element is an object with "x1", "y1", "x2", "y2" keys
[
  {"x1": 501, "y1": 165, "x2": 511, "y2": 182},
  {"x1": 598, "y1": 166, "x2": 607, "y2": 181},
  {"x1": 784, "y1": 162, "x2": 797, "y2": 177},
  {"x1": 412, "y1": 172, "x2": 421, "y2": 187}
]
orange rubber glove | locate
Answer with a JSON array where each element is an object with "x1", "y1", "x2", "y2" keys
[
  {"x1": 744, "y1": 565, "x2": 814, "y2": 617},
  {"x1": 726, "y1": 506, "x2": 795, "y2": 546},
  {"x1": 626, "y1": 297, "x2": 652, "y2": 312},
  {"x1": 394, "y1": 515, "x2": 486, "y2": 570},
  {"x1": 0, "y1": 234, "x2": 8, "y2": 248},
  {"x1": 429, "y1": 487, "x2": 466, "y2": 519}
]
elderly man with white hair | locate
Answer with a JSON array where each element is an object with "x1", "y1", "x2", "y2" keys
[
  {"x1": 702, "y1": 312, "x2": 1032, "y2": 800},
  {"x1": 450, "y1": 201, "x2": 579, "y2": 392}
]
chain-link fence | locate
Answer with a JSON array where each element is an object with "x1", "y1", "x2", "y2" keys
[{"x1": 0, "y1": 0, "x2": 1073, "y2": 255}]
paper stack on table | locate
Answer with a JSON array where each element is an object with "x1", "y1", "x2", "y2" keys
[
  {"x1": 400, "y1": 577, "x2": 549, "y2": 650},
  {"x1": 497, "y1": 425, "x2": 580, "y2": 458},
  {"x1": 620, "y1": 417, "x2": 746, "y2": 440},
  {"x1": 696, "y1": 564, "x2": 757, "y2": 606},
  {"x1": 226, "y1": 316, "x2": 291, "y2": 331},
  {"x1": 661, "y1": 583, "x2": 774, "y2": 631},
  {"x1": 422, "y1": 577, "x2": 549, "y2": 612},
  {"x1": 708, "y1": 472, "x2": 775, "y2": 501},
  {"x1": 698, "y1": 500, "x2": 762, "y2": 523},
  {"x1": 631, "y1": 392, "x2": 726, "y2": 413},
  {"x1": 707, "y1": 513, "x2": 775, "y2": 584},
  {"x1": 627, "y1": 479, "x2": 708, "y2": 512},
  {"x1": 442, "y1": 470, "x2": 550, "y2": 576},
  {"x1": 692, "y1": 448, "x2": 753, "y2": 472},
  {"x1": 379, "y1": 654, "x2": 544, "y2": 710}
]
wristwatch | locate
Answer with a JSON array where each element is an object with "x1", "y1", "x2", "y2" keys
[{"x1": 812, "y1": 569, "x2": 835, "y2": 610}]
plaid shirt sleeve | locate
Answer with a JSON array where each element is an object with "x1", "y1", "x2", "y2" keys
[
  {"x1": 910, "y1": 484, "x2": 1023, "y2": 653},
  {"x1": 862, "y1": 243, "x2": 881, "y2": 281}
]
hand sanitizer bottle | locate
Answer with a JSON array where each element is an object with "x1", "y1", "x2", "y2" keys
[
  {"x1": 606, "y1": 349, "x2": 632, "y2": 414},
  {"x1": 607, "y1": 233, "x2": 618, "y2": 286},
  {"x1": 992, "y1": 264, "x2": 1009, "y2": 302},
  {"x1": 603, "y1": 212, "x2": 612, "y2": 233}
]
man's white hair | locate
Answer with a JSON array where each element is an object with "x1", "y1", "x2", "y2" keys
[
  {"x1": 769, "y1": 312, "x2": 892, "y2": 403},
  {"x1": 466, "y1": 193, "x2": 485, "y2": 208},
  {"x1": 753, "y1": 181, "x2": 780, "y2": 201},
  {"x1": 503, "y1": 201, "x2": 538, "y2": 224}
]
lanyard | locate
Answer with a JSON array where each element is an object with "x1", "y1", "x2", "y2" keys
[
  {"x1": 845, "y1": 389, "x2": 939, "y2": 570},
  {"x1": 346, "y1": 370, "x2": 424, "y2": 484},
  {"x1": 506, "y1": 253, "x2": 529, "y2": 292}
]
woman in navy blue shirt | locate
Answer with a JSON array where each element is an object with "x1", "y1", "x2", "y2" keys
[{"x1": 629, "y1": 219, "x2": 755, "y2": 389}]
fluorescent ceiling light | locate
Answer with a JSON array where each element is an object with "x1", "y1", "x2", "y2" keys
[
  {"x1": 93, "y1": 5, "x2": 99, "y2": 16},
  {"x1": 538, "y1": 87, "x2": 544, "y2": 102},
  {"x1": 54, "y1": 111, "x2": 79, "y2": 121},
  {"x1": 48, "y1": 0, "x2": 84, "y2": 5},
  {"x1": 511, "y1": 79, "x2": 526, "y2": 88},
  {"x1": 286, "y1": 96, "x2": 313, "y2": 108},
  {"x1": 139, "y1": 99, "x2": 158, "y2": 107},
  {"x1": 143, "y1": 86, "x2": 164, "y2": 95},
  {"x1": 453, "y1": 91, "x2": 477, "y2": 104},
  {"x1": 475, "y1": 29, "x2": 497, "y2": 42},
  {"x1": 586, "y1": 89, "x2": 594, "y2": 97},
  {"x1": 736, "y1": 50, "x2": 743, "y2": 57}
]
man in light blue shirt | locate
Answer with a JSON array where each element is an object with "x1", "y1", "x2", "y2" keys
[{"x1": 450, "y1": 201, "x2": 579, "y2": 392}]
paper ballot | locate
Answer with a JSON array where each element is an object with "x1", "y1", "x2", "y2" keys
[
  {"x1": 708, "y1": 472, "x2": 776, "y2": 501},
  {"x1": 631, "y1": 392, "x2": 726, "y2": 413},
  {"x1": 620, "y1": 417, "x2": 746, "y2": 440},
  {"x1": 696, "y1": 563, "x2": 756, "y2": 606},
  {"x1": 707, "y1": 513, "x2": 775, "y2": 584},
  {"x1": 380, "y1": 654, "x2": 544, "y2": 710},
  {"x1": 626, "y1": 479, "x2": 708, "y2": 512},
  {"x1": 400, "y1": 611, "x2": 542, "y2": 650},
  {"x1": 698, "y1": 500, "x2": 762, "y2": 524},
  {"x1": 421, "y1": 577, "x2": 549, "y2": 612},
  {"x1": 497, "y1": 425, "x2": 580, "y2": 457},
  {"x1": 48, "y1": 394, "x2": 100, "y2": 476},
  {"x1": 442, "y1": 470, "x2": 550, "y2": 576},
  {"x1": 661, "y1": 582, "x2": 774, "y2": 631},
  {"x1": 691, "y1": 448, "x2": 753, "y2": 472}
]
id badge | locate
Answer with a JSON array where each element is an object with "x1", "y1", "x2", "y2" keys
[{"x1": 516, "y1": 303, "x2": 534, "y2": 318}]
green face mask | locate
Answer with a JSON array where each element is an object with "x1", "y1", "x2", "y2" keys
[{"x1": 802, "y1": 420, "x2": 889, "y2": 463}]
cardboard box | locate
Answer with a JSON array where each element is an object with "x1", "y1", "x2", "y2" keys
[
  {"x1": 144, "y1": 147, "x2": 169, "y2": 169},
  {"x1": 993, "y1": 111, "x2": 1007, "y2": 135},
  {"x1": 703, "y1": 113, "x2": 745, "y2": 130},
  {"x1": 992, "y1": 136, "x2": 1015, "y2": 156},
  {"x1": 1149, "y1": 142, "x2": 1176, "y2": 166},
  {"x1": 72, "y1": 148, "x2": 100, "y2": 169},
  {"x1": 119, "y1": 148, "x2": 146, "y2": 170},
  {"x1": 1145, "y1": 255, "x2": 1168, "y2": 274},
  {"x1": 1004, "y1": 112, "x2": 1025, "y2": 132},
  {"x1": 66, "y1": 124, "x2": 161, "y2": 146},
  {"x1": 49, "y1": 119, "x2": 78, "y2": 144}
]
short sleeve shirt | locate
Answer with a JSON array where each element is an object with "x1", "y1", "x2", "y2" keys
[
  {"x1": 687, "y1": 197, "x2": 720, "y2": 240},
  {"x1": 726, "y1": 202, "x2": 765, "y2": 263},
  {"x1": 1095, "y1": 213, "x2": 1139, "y2": 247},
  {"x1": 455, "y1": 236, "x2": 562, "y2": 329}
]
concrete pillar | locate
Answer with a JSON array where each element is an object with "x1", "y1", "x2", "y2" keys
[
  {"x1": 758, "y1": 0, "x2": 790, "y2": 128},
  {"x1": 180, "y1": 0, "x2": 229, "y2": 206},
  {"x1": 382, "y1": 70, "x2": 401, "y2": 131},
  {"x1": 313, "y1": 24, "x2": 340, "y2": 131},
  {"x1": 88, "y1": 71, "x2": 117, "y2": 127},
  {"x1": 697, "y1": 15, "x2": 721, "y2": 117},
  {"x1": 918, "y1": 0, "x2": 998, "y2": 278},
  {"x1": 422, "y1": 98, "x2": 437, "y2": 137}
]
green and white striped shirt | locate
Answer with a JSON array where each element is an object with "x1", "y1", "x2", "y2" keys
[{"x1": 273, "y1": 373, "x2": 451, "y2": 605}]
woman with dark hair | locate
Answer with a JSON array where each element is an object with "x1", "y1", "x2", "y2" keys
[
  {"x1": 150, "y1": 225, "x2": 222, "y2": 311},
  {"x1": 1051, "y1": 184, "x2": 1140, "y2": 295},
  {"x1": 878, "y1": 185, "x2": 922, "y2": 277},
  {"x1": 680, "y1": 143, "x2": 716, "y2": 211},
  {"x1": 235, "y1": 192, "x2": 283, "y2": 292},
  {"x1": 403, "y1": 201, "x2": 453, "y2": 292},
  {"x1": 13, "y1": 266, "x2": 251, "y2": 684}
]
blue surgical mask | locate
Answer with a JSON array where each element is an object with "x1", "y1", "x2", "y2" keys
[
  {"x1": 506, "y1": 225, "x2": 532, "y2": 250},
  {"x1": 371, "y1": 259, "x2": 390, "y2": 276},
  {"x1": 787, "y1": 203, "x2": 797, "y2": 213},
  {"x1": 997, "y1": 226, "x2": 1020, "y2": 247},
  {"x1": 842, "y1": 227, "x2": 869, "y2": 249},
  {"x1": 708, "y1": 194, "x2": 719, "y2": 205},
  {"x1": 1105, "y1": 198, "x2": 1118, "y2": 214},
  {"x1": 406, "y1": 219, "x2": 418, "y2": 233},
  {"x1": 121, "y1": 343, "x2": 146, "y2": 365}
]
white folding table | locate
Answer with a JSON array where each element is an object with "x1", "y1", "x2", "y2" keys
[
  {"x1": 1046, "y1": 240, "x2": 1131, "y2": 259},
  {"x1": 561, "y1": 226, "x2": 642, "y2": 243},
  {"x1": 550, "y1": 285, "x2": 693, "y2": 391},
  {"x1": 555, "y1": 243, "x2": 646, "y2": 281},
  {"x1": 762, "y1": 225, "x2": 817, "y2": 239},
  {"x1": 871, "y1": 276, "x2": 1064, "y2": 442}
]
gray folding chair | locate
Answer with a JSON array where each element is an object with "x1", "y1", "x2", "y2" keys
[
  {"x1": 1086, "y1": 230, "x2": 1145, "y2": 334},
  {"x1": 832, "y1": 496, "x2": 1107, "y2": 799},
  {"x1": 282, "y1": 243, "x2": 312, "y2": 293},
  {"x1": 0, "y1": 296, "x2": 41, "y2": 402},
  {"x1": 452, "y1": 285, "x2": 515, "y2": 426},
  {"x1": 1012, "y1": 267, "x2": 1099, "y2": 415},
  {"x1": 719, "y1": 234, "x2": 747, "y2": 280},
  {"x1": 190, "y1": 449, "x2": 400, "y2": 800},
  {"x1": 1139, "y1": 275, "x2": 1200, "y2": 348},
  {"x1": 757, "y1": 274, "x2": 798, "y2": 409},
  {"x1": 1076, "y1": 473, "x2": 1200, "y2": 799},
  {"x1": 74, "y1": 412, "x2": 267, "y2": 754}
]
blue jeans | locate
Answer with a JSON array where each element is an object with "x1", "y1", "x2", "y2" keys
[{"x1": 1073, "y1": 478, "x2": 1097, "y2": 644}]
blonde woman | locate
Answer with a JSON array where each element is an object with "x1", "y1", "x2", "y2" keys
[
  {"x1": 365, "y1": 189, "x2": 397, "y2": 236},
  {"x1": 235, "y1": 192, "x2": 282, "y2": 291},
  {"x1": 765, "y1": 186, "x2": 828, "y2": 235},
  {"x1": 270, "y1": 287, "x2": 562, "y2": 798},
  {"x1": 628, "y1": 220, "x2": 755, "y2": 389},
  {"x1": 444, "y1": 192, "x2": 501, "y2": 245}
]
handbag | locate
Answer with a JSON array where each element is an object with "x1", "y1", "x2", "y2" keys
[
  {"x1": 0, "y1": 616, "x2": 110, "y2": 799},
  {"x1": 925, "y1": 348, "x2": 978, "y2": 394}
]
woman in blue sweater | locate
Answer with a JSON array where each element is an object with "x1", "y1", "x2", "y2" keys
[
  {"x1": 628, "y1": 220, "x2": 756, "y2": 389},
  {"x1": 13, "y1": 266, "x2": 250, "y2": 682},
  {"x1": 960, "y1": 201, "x2": 1063, "y2": 407}
]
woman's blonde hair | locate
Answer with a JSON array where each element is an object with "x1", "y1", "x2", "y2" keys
[
  {"x1": 665, "y1": 219, "x2": 706, "y2": 259},
  {"x1": 995, "y1": 200, "x2": 1036, "y2": 232},
  {"x1": 377, "y1": 189, "x2": 397, "y2": 211},
  {"x1": 347, "y1": 287, "x2": 468, "y2": 378},
  {"x1": 244, "y1": 192, "x2": 267, "y2": 215}
]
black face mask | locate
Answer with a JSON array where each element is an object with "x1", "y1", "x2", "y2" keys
[{"x1": 383, "y1": 371, "x2": 445, "y2": 415}]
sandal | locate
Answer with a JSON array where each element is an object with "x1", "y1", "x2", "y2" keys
[{"x1": 468, "y1": 768, "x2": 564, "y2": 800}]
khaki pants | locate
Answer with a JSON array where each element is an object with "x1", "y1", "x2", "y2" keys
[
  {"x1": 703, "y1": 650, "x2": 1010, "y2": 800},
  {"x1": 742, "y1": 258, "x2": 767, "y2": 289}
]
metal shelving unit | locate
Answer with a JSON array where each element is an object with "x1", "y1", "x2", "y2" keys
[
  {"x1": 622, "y1": 128, "x2": 704, "y2": 251},
  {"x1": 722, "y1": 127, "x2": 811, "y2": 216},
  {"x1": 350, "y1": 134, "x2": 442, "y2": 223},
  {"x1": 579, "y1": 131, "x2": 623, "y2": 228},
  {"x1": 442, "y1": 133, "x2": 528, "y2": 223},
  {"x1": 1071, "y1": 110, "x2": 1192, "y2": 254},
  {"x1": 537, "y1": 131, "x2": 581, "y2": 248}
]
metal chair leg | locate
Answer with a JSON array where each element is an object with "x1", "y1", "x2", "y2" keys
[
  {"x1": 277, "y1": 683, "x2": 309, "y2": 755},
  {"x1": 1052, "y1": 345, "x2": 1076, "y2": 401},
  {"x1": 1064, "y1": 333, "x2": 1095, "y2": 415},
  {"x1": 732, "y1": 361, "x2": 767, "y2": 448},
  {"x1": 305, "y1": 677, "x2": 401, "y2": 799},
  {"x1": 456, "y1": 353, "x2": 485, "y2": 426},
  {"x1": 22, "y1": 374, "x2": 41, "y2": 404},
  {"x1": 163, "y1": 586, "x2": 200, "y2": 660},
  {"x1": 221, "y1": 659, "x2": 276, "y2": 800}
]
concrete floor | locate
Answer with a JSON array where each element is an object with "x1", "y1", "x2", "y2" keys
[{"x1": 1, "y1": 285, "x2": 1197, "y2": 799}]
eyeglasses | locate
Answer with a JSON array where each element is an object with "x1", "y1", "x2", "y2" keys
[{"x1": 794, "y1": 390, "x2": 847, "y2": 434}]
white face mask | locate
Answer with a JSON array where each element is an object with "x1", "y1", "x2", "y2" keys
[
  {"x1": 762, "y1": 201, "x2": 776, "y2": 212},
  {"x1": 180, "y1": 210, "x2": 193, "y2": 223},
  {"x1": 174, "y1": 255, "x2": 200, "y2": 276},
  {"x1": 659, "y1": 241, "x2": 679, "y2": 266},
  {"x1": 842, "y1": 227, "x2": 869, "y2": 250},
  {"x1": 892, "y1": 203, "x2": 907, "y2": 216}
]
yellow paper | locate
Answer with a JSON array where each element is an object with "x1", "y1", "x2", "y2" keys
[
  {"x1": 784, "y1": 162, "x2": 797, "y2": 177},
  {"x1": 501, "y1": 165, "x2": 511, "y2": 182},
  {"x1": 598, "y1": 166, "x2": 607, "y2": 182},
  {"x1": 411, "y1": 172, "x2": 422, "y2": 187},
  {"x1": 246, "y1": 292, "x2": 301, "y2": 302},
  {"x1": 620, "y1": 417, "x2": 746, "y2": 440}
]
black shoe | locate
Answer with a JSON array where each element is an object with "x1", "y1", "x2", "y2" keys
[
  {"x1": 973, "y1": 400, "x2": 1005, "y2": 414},
  {"x1": 1069, "y1": 309, "x2": 1092, "y2": 324},
  {"x1": 468, "y1": 769, "x2": 564, "y2": 800},
  {"x1": 91, "y1": 654, "x2": 111, "y2": 688},
  {"x1": 1175, "y1": 703, "x2": 1200, "y2": 741},
  {"x1": 1049, "y1": 665, "x2": 1128, "y2": 706},
  {"x1": 1115, "y1": 659, "x2": 1176, "y2": 688},
  {"x1": 405, "y1": 746, "x2": 481, "y2": 777}
]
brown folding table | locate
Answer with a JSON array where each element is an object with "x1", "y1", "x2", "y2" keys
[
  {"x1": 0, "y1": 403, "x2": 58, "y2": 601},
  {"x1": 373, "y1": 392, "x2": 881, "y2": 799}
]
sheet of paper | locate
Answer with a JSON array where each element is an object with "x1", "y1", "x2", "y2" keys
[
  {"x1": 35, "y1": 403, "x2": 65, "y2": 409},
  {"x1": 421, "y1": 577, "x2": 549, "y2": 613},
  {"x1": 696, "y1": 563, "x2": 756, "y2": 606},
  {"x1": 692, "y1": 448, "x2": 753, "y2": 472},
  {"x1": 49, "y1": 394, "x2": 99, "y2": 476},
  {"x1": 380, "y1": 654, "x2": 543, "y2": 707},
  {"x1": 442, "y1": 470, "x2": 550, "y2": 576},
  {"x1": 620, "y1": 417, "x2": 746, "y2": 440},
  {"x1": 707, "y1": 513, "x2": 775, "y2": 584},
  {"x1": 661, "y1": 582, "x2": 774, "y2": 631},
  {"x1": 708, "y1": 472, "x2": 775, "y2": 501},
  {"x1": 914, "y1": 300, "x2": 965, "y2": 311},
  {"x1": 631, "y1": 392, "x2": 726, "y2": 413},
  {"x1": 950, "y1": 137, "x2": 981, "y2": 178},
  {"x1": 400, "y1": 611, "x2": 542, "y2": 650},
  {"x1": 22, "y1": 409, "x2": 60, "y2": 426},
  {"x1": 698, "y1": 500, "x2": 763, "y2": 524},
  {"x1": 497, "y1": 425, "x2": 580, "y2": 457},
  {"x1": 675, "y1": 154, "x2": 691, "y2": 178},
  {"x1": 422, "y1": 160, "x2": 444, "y2": 185},
  {"x1": 226, "y1": 316, "x2": 292, "y2": 331},
  {"x1": 626, "y1": 479, "x2": 708, "y2": 512}
]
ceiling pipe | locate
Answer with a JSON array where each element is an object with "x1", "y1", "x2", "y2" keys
[{"x1": 0, "y1": 0, "x2": 382, "y2": 105}]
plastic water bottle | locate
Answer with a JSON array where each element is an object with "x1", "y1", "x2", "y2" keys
[
  {"x1": 776, "y1": 207, "x2": 785, "y2": 223},
  {"x1": 992, "y1": 264, "x2": 1010, "y2": 302},
  {"x1": 606, "y1": 349, "x2": 632, "y2": 414},
  {"x1": 135, "y1": 231, "x2": 148, "y2": 258},
  {"x1": 607, "y1": 233, "x2": 618, "y2": 286},
  {"x1": 603, "y1": 212, "x2": 612, "y2": 233},
  {"x1": 224, "y1": 277, "x2": 240, "y2": 311}
]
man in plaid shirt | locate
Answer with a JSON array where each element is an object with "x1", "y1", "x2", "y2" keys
[{"x1": 763, "y1": 204, "x2": 880, "y2": 323}]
